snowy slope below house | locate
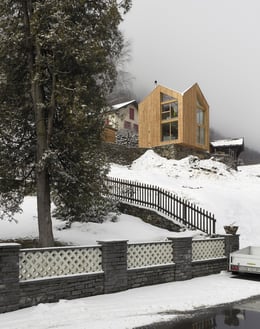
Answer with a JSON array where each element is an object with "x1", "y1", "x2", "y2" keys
[
  {"x1": 109, "y1": 150, "x2": 260, "y2": 248},
  {"x1": 1, "y1": 150, "x2": 259, "y2": 248},
  {"x1": 0, "y1": 197, "x2": 200, "y2": 246}
]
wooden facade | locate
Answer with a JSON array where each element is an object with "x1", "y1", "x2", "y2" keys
[
  {"x1": 138, "y1": 84, "x2": 210, "y2": 151},
  {"x1": 102, "y1": 126, "x2": 116, "y2": 143}
]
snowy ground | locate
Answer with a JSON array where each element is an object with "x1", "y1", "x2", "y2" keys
[
  {"x1": 2, "y1": 272, "x2": 260, "y2": 329},
  {"x1": 0, "y1": 197, "x2": 200, "y2": 245},
  {"x1": 109, "y1": 150, "x2": 260, "y2": 248},
  {"x1": 1, "y1": 150, "x2": 260, "y2": 328}
]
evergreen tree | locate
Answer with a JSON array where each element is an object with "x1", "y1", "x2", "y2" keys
[{"x1": 0, "y1": 0, "x2": 132, "y2": 246}]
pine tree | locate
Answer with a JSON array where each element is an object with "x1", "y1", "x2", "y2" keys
[{"x1": 0, "y1": 0, "x2": 132, "y2": 246}]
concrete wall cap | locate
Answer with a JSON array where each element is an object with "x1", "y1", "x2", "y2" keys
[
  {"x1": 97, "y1": 240, "x2": 128, "y2": 244},
  {"x1": 0, "y1": 243, "x2": 21, "y2": 248}
]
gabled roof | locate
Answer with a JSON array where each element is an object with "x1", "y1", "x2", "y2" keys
[
  {"x1": 182, "y1": 83, "x2": 209, "y2": 108},
  {"x1": 148, "y1": 82, "x2": 205, "y2": 96},
  {"x1": 139, "y1": 85, "x2": 182, "y2": 105},
  {"x1": 211, "y1": 138, "x2": 244, "y2": 148},
  {"x1": 111, "y1": 100, "x2": 137, "y2": 111},
  {"x1": 139, "y1": 83, "x2": 208, "y2": 106}
]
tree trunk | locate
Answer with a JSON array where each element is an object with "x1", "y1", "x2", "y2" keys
[
  {"x1": 22, "y1": 0, "x2": 55, "y2": 247},
  {"x1": 33, "y1": 42, "x2": 54, "y2": 247},
  {"x1": 36, "y1": 166, "x2": 54, "y2": 247}
]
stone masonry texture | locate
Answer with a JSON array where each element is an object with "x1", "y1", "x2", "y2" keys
[
  {"x1": 0, "y1": 244, "x2": 20, "y2": 313},
  {"x1": 0, "y1": 235, "x2": 240, "y2": 313},
  {"x1": 98, "y1": 240, "x2": 128, "y2": 293}
]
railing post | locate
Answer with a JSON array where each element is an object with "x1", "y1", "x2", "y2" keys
[
  {"x1": 219, "y1": 234, "x2": 240, "y2": 270},
  {"x1": 212, "y1": 215, "x2": 216, "y2": 234},
  {"x1": 223, "y1": 234, "x2": 240, "y2": 258},
  {"x1": 168, "y1": 237, "x2": 192, "y2": 281},
  {"x1": 183, "y1": 202, "x2": 187, "y2": 222},
  {"x1": 0, "y1": 243, "x2": 20, "y2": 313},
  {"x1": 98, "y1": 240, "x2": 128, "y2": 294},
  {"x1": 157, "y1": 187, "x2": 161, "y2": 212}
]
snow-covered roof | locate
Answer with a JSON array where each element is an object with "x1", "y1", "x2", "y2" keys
[
  {"x1": 211, "y1": 138, "x2": 244, "y2": 148},
  {"x1": 112, "y1": 100, "x2": 137, "y2": 111},
  {"x1": 153, "y1": 83, "x2": 203, "y2": 97}
]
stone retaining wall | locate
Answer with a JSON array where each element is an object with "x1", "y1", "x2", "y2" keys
[
  {"x1": 192, "y1": 258, "x2": 227, "y2": 278},
  {"x1": 153, "y1": 144, "x2": 211, "y2": 160},
  {"x1": 118, "y1": 203, "x2": 181, "y2": 232},
  {"x1": 0, "y1": 244, "x2": 20, "y2": 313},
  {"x1": 0, "y1": 235, "x2": 239, "y2": 313},
  {"x1": 102, "y1": 142, "x2": 235, "y2": 168},
  {"x1": 128, "y1": 265, "x2": 175, "y2": 289},
  {"x1": 19, "y1": 273, "x2": 104, "y2": 309}
]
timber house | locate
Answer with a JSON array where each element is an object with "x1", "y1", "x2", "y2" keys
[{"x1": 138, "y1": 84, "x2": 210, "y2": 151}]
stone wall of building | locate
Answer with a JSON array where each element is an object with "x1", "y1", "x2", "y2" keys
[
  {"x1": 102, "y1": 142, "x2": 236, "y2": 168},
  {"x1": 101, "y1": 142, "x2": 146, "y2": 166},
  {"x1": 153, "y1": 144, "x2": 211, "y2": 160}
]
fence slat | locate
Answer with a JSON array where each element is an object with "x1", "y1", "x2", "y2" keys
[{"x1": 106, "y1": 177, "x2": 216, "y2": 235}]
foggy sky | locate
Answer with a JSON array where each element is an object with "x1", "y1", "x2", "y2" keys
[{"x1": 121, "y1": 0, "x2": 260, "y2": 152}]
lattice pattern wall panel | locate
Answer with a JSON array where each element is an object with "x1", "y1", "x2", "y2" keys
[
  {"x1": 19, "y1": 246, "x2": 102, "y2": 281},
  {"x1": 192, "y1": 239, "x2": 225, "y2": 261},
  {"x1": 127, "y1": 242, "x2": 174, "y2": 269}
]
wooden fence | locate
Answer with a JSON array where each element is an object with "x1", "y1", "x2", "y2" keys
[{"x1": 106, "y1": 177, "x2": 216, "y2": 235}]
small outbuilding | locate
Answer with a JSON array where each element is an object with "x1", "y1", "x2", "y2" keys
[{"x1": 210, "y1": 138, "x2": 244, "y2": 160}]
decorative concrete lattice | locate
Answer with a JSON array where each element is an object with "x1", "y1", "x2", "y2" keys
[
  {"x1": 127, "y1": 242, "x2": 174, "y2": 269},
  {"x1": 192, "y1": 238, "x2": 225, "y2": 261},
  {"x1": 19, "y1": 246, "x2": 102, "y2": 281}
]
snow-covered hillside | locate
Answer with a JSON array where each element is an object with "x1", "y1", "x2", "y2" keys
[
  {"x1": 109, "y1": 150, "x2": 260, "y2": 248},
  {"x1": 1, "y1": 150, "x2": 260, "y2": 248}
]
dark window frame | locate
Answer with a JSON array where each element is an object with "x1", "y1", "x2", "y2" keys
[{"x1": 129, "y1": 107, "x2": 135, "y2": 120}]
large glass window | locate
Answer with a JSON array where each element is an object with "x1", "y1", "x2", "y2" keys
[
  {"x1": 197, "y1": 108, "x2": 204, "y2": 125},
  {"x1": 161, "y1": 102, "x2": 178, "y2": 120},
  {"x1": 161, "y1": 93, "x2": 178, "y2": 142},
  {"x1": 161, "y1": 93, "x2": 175, "y2": 102},
  {"x1": 197, "y1": 126, "x2": 205, "y2": 145},
  {"x1": 162, "y1": 122, "x2": 178, "y2": 141},
  {"x1": 196, "y1": 103, "x2": 205, "y2": 145}
]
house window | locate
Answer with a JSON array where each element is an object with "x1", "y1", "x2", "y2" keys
[
  {"x1": 161, "y1": 93, "x2": 175, "y2": 102},
  {"x1": 196, "y1": 105, "x2": 205, "y2": 145},
  {"x1": 160, "y1": 93, "x2": 178, "y2": 141},
  {"x1": 161, "y1": 102, "x2": 178, "y2": 120},
  {"x1": 197, "y1": 125, "x2": 205, "y2": 145},
  {"x1": 161, "y1": 122, "x2": 178, "y2": 141},
  {"x1": 197, "y1": 108, "x2": 204, "y2": 125},
  {"x1": 129, "y1": 107, "x2": 135, "y2": 120},
  {"x1": 133, "y1": 123, "x2": 138, "y2": 133},
  {"x1": 124, "y1": 120, "x2": 131, "y2": 130}
]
